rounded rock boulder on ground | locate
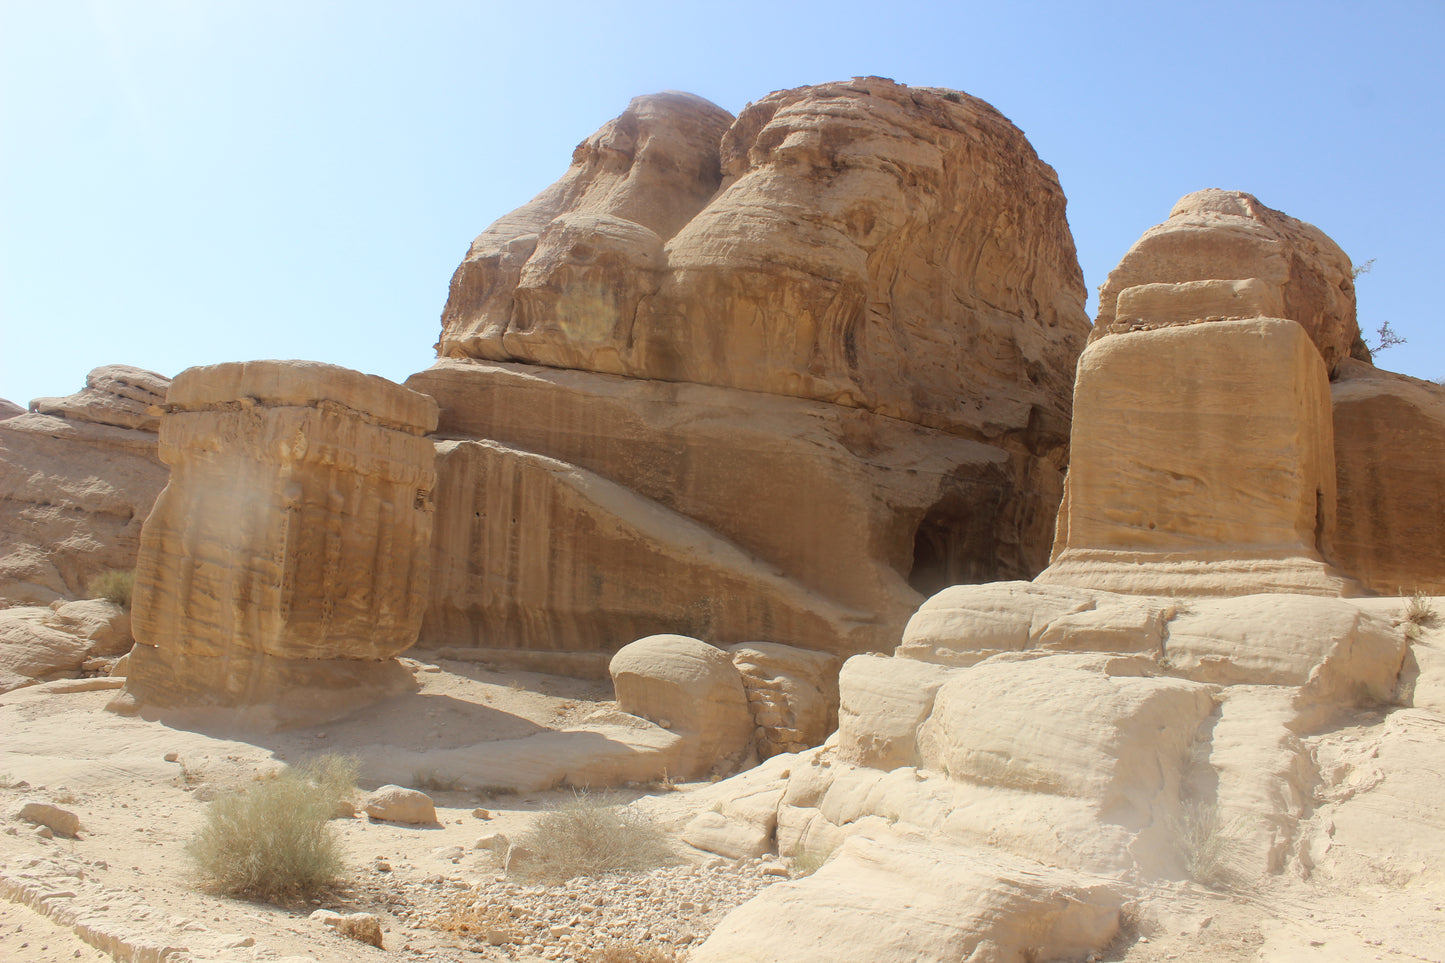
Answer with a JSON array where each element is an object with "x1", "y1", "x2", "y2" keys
[
  {"x1": 363, "y1": 785, "x2": 436, "y2": 824},
  {"x1": 610, "y1": 634, "x2": 753, "y2": 778}
]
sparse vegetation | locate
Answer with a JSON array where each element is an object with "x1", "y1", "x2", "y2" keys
[
  {"x1": 509, "y1": 793, "x2": 673, "y2": 883},
  {"x1": 790, "y1": 838, "x2": 840, "y2": 878},
  {"x1": 1178, "y1": 799, "x2": 1243, "y2": 891},
  {"x1": 86, "y1": 568, "x2": 135, "y2": 608},
  {"x1": 0, "y1": 773, "x2": 22, "y2": 789},
  {"x1": 1403, "y1": 589, "x2": 1438, "y2": 630},
  {"x1": 587, "y1": 943, "x2": 676, "y2": 963},
  {"x1": 1368, "y1": 319, "x2": 1406, "y2": 355},
  {"x1": 186, "y1": 754, "x2": 356, "y2": 903},
  {"x1": 412, "y1": 770, "x2": 465, "y2": 793}
]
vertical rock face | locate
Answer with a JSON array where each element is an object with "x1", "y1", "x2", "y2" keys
[
  {"x1": 420, "y1": 79, "x2": 1090, "y2": 657},
  {"x1": 1331, "y1": 360, "x2": 1445, "y2": 595},
  {"x1": 0, "y1": 366, "x2": 170, "y2": 605},
  {"x1": 1093, "y1": 189, "x2": 1365, "y2": 375},
  {"x1": 124, "y1": 361, "x2": 438, "y2": 721},
  {"x1": 1037, "y1": 318, "x2": 1356, "y2": 596}
]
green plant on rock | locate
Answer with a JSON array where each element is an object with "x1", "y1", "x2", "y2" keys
[
  {"x1": 86, "y1": 569, "x2": 134, "y2": 608},
  {"x1": 187, "y1": 754, "x2": 357, "y2": 903}
]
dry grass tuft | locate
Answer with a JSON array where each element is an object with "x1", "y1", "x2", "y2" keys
[
  {"x1": 791, "y1": 839, "x2": 840, "y2": 878},
  {"x1": 187, "y1": 754, "x2": 357, "y2": 903},
  {"x1": 1404, "y1": 590, "x2": 1438, "y2": 629},
  {"x1": 1178, "y1": 800, "x2": 1246, "y2": 891},
  {"x1": 86, "y1": 569, "x2": 134, "y2": 608},
  {"x1": 586, "y1": 943, "x2": 676, "y2": 962},
  {"x1": 510, "y1": 792, "x2": 673, "y2": 883}
]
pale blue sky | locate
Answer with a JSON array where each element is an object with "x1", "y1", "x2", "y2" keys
[{"x1": 3, "y1": 0, "x2": 1442, "y2": 407}]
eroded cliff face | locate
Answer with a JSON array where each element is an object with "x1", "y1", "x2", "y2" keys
[
  {"x1": 0, "y1": 366, "x2": 171, "y2": 606},
  {"x1": 1092, "y1": 188, "x2": 1365, "y2": 375},
  {"x1": 123, "y1": 360, "x2": 439, "y2": 724},
  {"x1": 418, "y1": 78, "x2": 1091, "y2": 658}
]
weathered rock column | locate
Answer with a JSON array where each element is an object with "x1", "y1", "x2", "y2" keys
[
  {"x1": 1036, "y1": 317, "x2": 1357, "y2": 596},
  {"x1": 122, "y1": 360, "x2": 438, "y2": 725}
]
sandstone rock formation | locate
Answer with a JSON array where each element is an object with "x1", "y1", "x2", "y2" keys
[
  {"x1": 676, "y1": 583, "x2": 1409, "y2": 961},
  {"x1": 122, "y1": 361, "x2": 439, "y2": 725},
  {"x1": 0, "y1": 600, "x2": 132, "y2": 692},
  {"x1": 0, "y1": 366, "x2": 170, "y2": 606},
  {"x1": 1331, "y1": 359, "x2": 1445, "y2": 595},
  {"x1": 610, "y1": 635, "x2": 753, "y2": 779},
  {"x1": 1092, "y1": 188, "x2": 1366, "y2": 374},
  {"x1": 415, "y1": 78, "x2": 1090, "y2": 659},
  {"x1": 412, "y1": 359, "x2": 1046, "y2": 657},
  {"x1": 1037, "y1": 317, "x2": 1357, "y2": 596}
]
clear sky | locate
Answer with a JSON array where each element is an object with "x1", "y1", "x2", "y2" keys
[{"x1": 3, "y1": 0, "x2": 1442, "y2": 407}]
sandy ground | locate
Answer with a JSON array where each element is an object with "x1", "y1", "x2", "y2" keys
[{"x1": 3, "y1": 632, "x2": 1444, "y2": 963}]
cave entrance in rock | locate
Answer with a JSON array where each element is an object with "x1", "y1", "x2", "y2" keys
[{"x1": 907, "y1": 490, "x2": 1005, "y2": 598}]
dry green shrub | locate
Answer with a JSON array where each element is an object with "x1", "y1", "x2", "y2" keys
[
  {"x1": 187, "y1": 754, "x2": 357, "y2": 902},
  {"x1": 86, "y1": 569, "x2": 134, "y2": 608},
  {"x1": 511, "y1": 793, "x2": 673, "y2": 882}
]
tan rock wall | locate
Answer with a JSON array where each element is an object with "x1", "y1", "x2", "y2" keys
[
  {"x1": 1331, "y1": 360, "x2": 1445, "y2": 594},
  {"x1": 1038, "y1": 318, "x2": 1355, "y2": 596},
  {"x1": 412, "y1": 360, "x2": 1062, "y2": 656},
  {"x1": 0, "y1": 366, "x2": 170, "y2": 605},
  {"x1": 125, "y1": 361, "x2": 437, "y2": 715}
]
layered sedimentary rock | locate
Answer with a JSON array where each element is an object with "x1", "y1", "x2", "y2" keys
[
  {"x1": 439, "y1": 78, "x2": 1087, "y2": 436},
  {"x1": 418, "y1": 78, "x2": 1089, "y2": 657},
  {"x1": 123, "y1": 361, "x2": 438, "y2": 723},
  {"x1": 1331, "y1": 360, "x2": 1445, "y2": 595},
  {"x1": 1092, "y1": 189, "x2": 1365, "y2": 374},
  {"x1": 1037, "y1": 317, "x2": 1356, "y2": 596},
  {"x1": 0, "y1": 366, "x2": 170, "y2": 605},
  {"x1": 412, "y1": 360, "x2": 1052, "y2": 656}
]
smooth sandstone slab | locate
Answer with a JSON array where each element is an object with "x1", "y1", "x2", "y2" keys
[{"x1": 690, "y1": 831, "x2": 1122, "y2": 963}]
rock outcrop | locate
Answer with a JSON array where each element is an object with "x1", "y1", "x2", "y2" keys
[
  {"x1": 1331, "y1": 359, "x2": 1445, "y2": 595},
  {"x1": 415, "y1": 78, "x2": 1091, "y2": 660},
  {"x1": 412, "y1": 360, "x2": 1047, "y2": 657},
  {"x1": 0, "y1": 599, "x2": 132, "y2": 692},
  {"x1": 1037, "y1": 317, "x2": 1357, "y2": 596},
  {"x1": 677, "y1": 583, "x2": 1409, "y2": 961},
  {"x1": 1092, "y1": 189, "x2": 1365, "y2": 374},
  {"x1": 122, "y1": 361, "x2": 439, "y2": 725},
  {"x1": 0, "y1": 366, "x2": 170, "y2": 606}
]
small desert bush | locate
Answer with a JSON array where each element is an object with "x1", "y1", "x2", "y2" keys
[
  {"x1": 187, "y1": 754, "x2": 357, "y2": 902},
  {"x1": 1178, "y1": 800, "x2": 1245, "y2": 891},
  {"x1": 1403, "y1": 590, "x2": 1438, "y2": 629},
  {"x1": 412, "y1": 769, "x2": 465, "y2": 792},
  {"x1": 511, "y1": 793, "x2": 673, "y2": 882},
  {"x1": 86, "y1": 569, "x2": 134, "y2": 608},
  {"x1": 791, "y1": 838, "x2": 840, "y2": 878}
]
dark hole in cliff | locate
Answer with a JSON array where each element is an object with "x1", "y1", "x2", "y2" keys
[{"x1": 908, "y1": 489, "x2": 1004, "y2": 597}]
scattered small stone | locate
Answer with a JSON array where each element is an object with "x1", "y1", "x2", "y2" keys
[
  {"x1": 364, "y1": 785, "x2": 437, "y2": 824},
  {"x1": 163, "y1": 752, "x2": 179, "y2": 763},
  {"x1": 35, "y1": 825, "x2": 54, "y2": 839},
  {"x1": 20, "y1": 802, "x2": 80, "y2": 837},
  {"x1": 475, "y1": 833, "x2": 509, "y2": 853},
  {"x1": 473, "y1": 807, "x2": 491, "y2": 819},
  {"x1": 311, "y1": 909, "x2": 383, "y2": 948}
]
